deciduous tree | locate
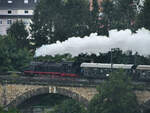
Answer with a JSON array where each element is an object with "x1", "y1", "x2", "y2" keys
[
  {"x1": 100, "y1": 0, "x2": 137, "y2": 35},
  {"x1": 7, "y1": 21, "x2": 30, "y2": 49},
  {"x1": 88, "y1": 0, "x2": 100, "y2": 33},
  {"x1": 0, "y1": 36, "x2": 32, "y2": 72},
  {"x1": 49, "y1": 99, "x2": 86, "y2": 113},
  {"x1": 88, "y1": 70, "x2": 141, "y2": 113},
  {"x1": 31, "y1": 0, "x2": 89, "y2": 48},
  {"x1": 137, "y1": 0, "x2": 150, "y2": 30}
]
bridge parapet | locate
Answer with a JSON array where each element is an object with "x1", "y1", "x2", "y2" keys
[
  {"x1": 0, "y1": 76, "x2": 150, "y2": 110},
  {"x1": 0, "y1": 75, "x2": 101, "y2": 87}
]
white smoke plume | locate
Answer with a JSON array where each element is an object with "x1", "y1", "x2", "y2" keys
[{"x1": 35, "y1": 28, "x2": 150, "y2": 57}]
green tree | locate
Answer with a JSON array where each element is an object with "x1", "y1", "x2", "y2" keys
[
  {"x1": 7, "y1": 21, "x2": 30, "y2": 49},
  {"x1": 31, "y1": 0, "x2": 89, "y2": 48},
  {"x1": 99, "y1": 0, "x2": 114, "y2": 36},
  {"x1": 0, "y1": 106, "x2": 4, "y2": 113},
  {"x1": 137, "y1": 0, "x2": 150, "y2": 30},
  {"x1": 100, "y1": 0, "x2": 137, "y2": 35},
  {"x1": 31, "y1": 0, "x2": 64, "y2": 48},
  {"x1": 0, "y1": 106, "x2": 20, "y2": 113},
  {"x1": 88, "y1": 70, "x2": 140, "y2": 113},
  {"x1": 0, "y1": 36, "x2": 33, "y2": 72},
  {"x1": 88, "y1": 0, "x2": 100, "y2": 33},
  {"x1": 63, "y1": 0, "x2": 90, "y2": 38},
  {"x1": 49, "y1": 99, "x2": 86, "y2": 113}
]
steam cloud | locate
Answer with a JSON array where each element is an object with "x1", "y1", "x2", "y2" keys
[{"x1": 35, "y1": 28, "x2": 150, "y2": 57}]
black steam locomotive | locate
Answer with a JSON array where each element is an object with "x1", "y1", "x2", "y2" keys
[
  {"x1": 24, "y1": 61, "x2": 80, "y2": 77},
  {"x1": 23, "y1": 61, "x2": 150, "y2": 81}
]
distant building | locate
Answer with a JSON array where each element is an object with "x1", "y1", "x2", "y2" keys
[
  {"x1": 89, "y1": 0, "x2": 144, "y2": 12},
  {"x1": 0, "y1": 0, "x2": 144, "y2": 35},
  {"x1": 0, "y1": 0, "x2": 38, "y2": 35},
  {"x1": 89, "y1": 0, "x2": 103, "y2": 11}
]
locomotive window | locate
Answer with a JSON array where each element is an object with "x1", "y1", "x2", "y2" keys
[{"x1": 62, "y1": 64, "x2": 72, "y2": 73}]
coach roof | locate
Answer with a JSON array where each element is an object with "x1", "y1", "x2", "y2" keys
[{"x1": 80, "y1": 63, "x2": 133, "y2": 69}]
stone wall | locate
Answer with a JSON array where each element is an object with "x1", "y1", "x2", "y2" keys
[
  {"x1": 135, "y1": 90, "x2": 150, "y2": 104},
  {"x1": 0, "y1": 84, "x2": 97, "y2": 108},
  {"x1": 0, "y1": 83, "x2": 150, "y2": 108}
]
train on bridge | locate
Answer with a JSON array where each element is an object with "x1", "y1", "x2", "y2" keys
[{"x1": 23, "y1": 61, "x2": 150, "y2": 81}]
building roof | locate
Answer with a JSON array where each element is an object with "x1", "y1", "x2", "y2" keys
[{"x1": 0, "y1": 0, "x2": 38, "y2": 10}]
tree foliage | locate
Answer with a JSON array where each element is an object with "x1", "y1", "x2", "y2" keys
[
  {"x1": 49, "y1": 99, "x2": 86, "y2": 113},
  {"x1": 0, "y1": 36, "x2": 33, "y2": 72},
  {"x1": 0, "y1": 106, "x2": 20, "y2": 113},
  {"x1": 7, "y1": 21, "x2": 30, "y2": 49},
  {"x1": 100, "y1": 0, "x2": 137, "y2": 35},
  {"x1": 89, "y1": 0, "x2": 100, "y2": 33},
  {"x1": 88, "y1": 70, "x2": 140, "y2": 113},
  {"x1": 137, "y1": 0, "x2": 150, "y2": 30},
  {"x1": 31, "y1": 0, "x2": 89, "y2": 48},
  {"x1": 73, "y1": 48, "x2": 150, "y2": 65}
]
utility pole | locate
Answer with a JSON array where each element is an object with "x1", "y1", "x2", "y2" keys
[
  {"x1": 111, "y1": 48, "x2": 113, "y2": 72},
  {"x1": 134, "y1": 52, "x2": 137, "y2": 66}
]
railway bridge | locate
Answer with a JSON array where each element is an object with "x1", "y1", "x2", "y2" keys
[{"x1": 0, "y1": 75, "x2": 150, "y2": 111}]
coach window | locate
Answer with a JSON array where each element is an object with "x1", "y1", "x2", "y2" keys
[
  {"x1": 142, "y1": 71, "x2": 146, "y2": 76},
  {"x1": 8, "y1": 10, "x2": 12, "y2": 14},
  {"x1": 24, "y1": 10, "x2": 28, "y2": 14},
  {"x1": 148, "y1": 71, "x2": 150, "y2": 75},
  {"x1": 93, "y1": 68, "x2": 98, "y2": 74},
  {"x1": 7, "y1": 19, "x2": 12, "y2": 24},
  {"x1": 0, "y1": 20, "x2": 2, "y2": 24},
  {"x1": 84, "y1": 68, "x2": 88, "y2": 75}
]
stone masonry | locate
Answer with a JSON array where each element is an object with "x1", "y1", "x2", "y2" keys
[
  {"x1": 0, "y1": 84, "x2": 97, "y2": 108},
  {"x1": 0, "y1": 83, "x2": 150, "y2": 108}
]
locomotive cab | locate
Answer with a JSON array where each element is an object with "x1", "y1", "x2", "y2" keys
[{"x1": 60, "y1": 61, "x2": 79, "y2": 77}]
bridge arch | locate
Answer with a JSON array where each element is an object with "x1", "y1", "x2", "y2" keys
[{"x1": 7, "y1": 86, "x2": 89, "y2": 108}]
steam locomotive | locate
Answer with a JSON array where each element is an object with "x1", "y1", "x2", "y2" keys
[
  {"x1": 24, "y1": 61, "x2": 80, "y2": 77},
  {"x1": 23, "y1": 61, "x2": 150, "y2": 81}
]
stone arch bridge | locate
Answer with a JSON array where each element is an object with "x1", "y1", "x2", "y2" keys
[
  {"x1": 0, "y1": 84, "x2": 97, "y2": 108},
  {"x1": 0, "y1": 76, "x2": 150, "y2": 110}
]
